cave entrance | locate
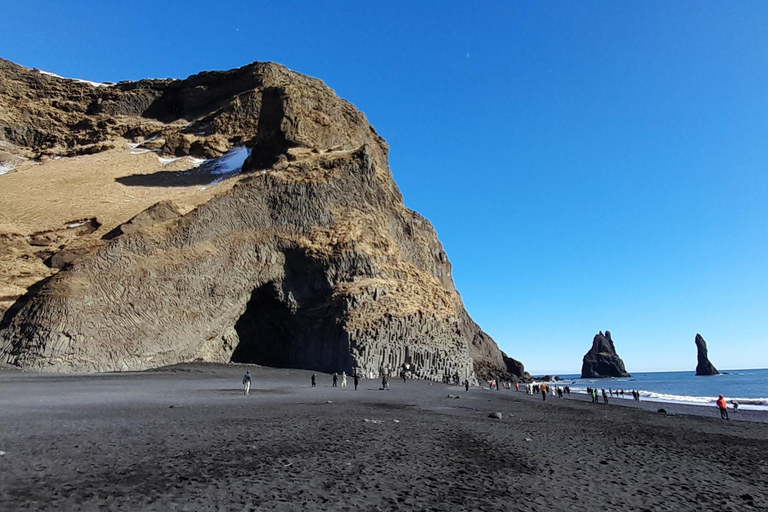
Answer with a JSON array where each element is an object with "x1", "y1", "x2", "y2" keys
[
  {"x1": 230, "y1": 249, "x2": 354, "y2": 373},
  {"x1": 231, "y1": 282, "x2": 293, "y2": 367}
]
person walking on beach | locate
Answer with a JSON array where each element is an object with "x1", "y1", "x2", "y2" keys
[
  {"x1": 354, "y1": 373, "x2": 359, "y2": 391},
  {"x1": 341, "y1": 371, "x2": 348, "y2": 389},
  {"x1": 311, "y1": 373, "x2": 316, "y2": 388},
  {"x1": 732, "y1": 400, "x2": 740, "y2": 413},
  {"x1": 382, "y1": 373, "x2": 389, "y2": 390},
  {"x1": 465, "y1": 379, "x2": 470, "y2": 392},
  {"x1": 541, "y1": 384, "x2": 547, "y2": 401},
  {"x1": 242, "y1": 371, "x2": 253, "y2": 395},
  {"x1": 716, "y1": 394, "x2": 730, "y2": 420},
  {"x1": 333, "y1": 372, "x2": 338, "y2": 387},
  {"x1": 602, "y1": 388, "x2": 608, "y2": 405}
]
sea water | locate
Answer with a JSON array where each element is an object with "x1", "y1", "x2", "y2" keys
[{"x1": 550, "y1": 369, "x2": 768, "y2": 411}]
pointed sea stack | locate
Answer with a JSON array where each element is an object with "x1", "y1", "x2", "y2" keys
[
  {"x1": 694, "y1": 334, "x2": 719, "y2": 376},
  {"x1": 581, "y1": 330, "x2": 631, "y2": 378}
]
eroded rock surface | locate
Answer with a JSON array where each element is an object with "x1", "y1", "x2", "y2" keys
[
  {"x1": 581, "y1": 330, "x2": 631, "y2": 378},
  {"x1": 694, "y1": 333, "x2": 719, "y2": 376},
  {"x1": 0, "y1": 59, "x2": 526, "y2": 381}
]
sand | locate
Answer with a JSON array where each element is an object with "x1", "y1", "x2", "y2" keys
[{"x1": 1, "y1": 365, "x2": 766, "y2": 511}]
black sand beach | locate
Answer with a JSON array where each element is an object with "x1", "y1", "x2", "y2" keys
[{"x1": 1, "y1": 365, "x2": 767, "y2": 511}]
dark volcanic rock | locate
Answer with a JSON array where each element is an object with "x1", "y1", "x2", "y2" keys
[
  {"x1": 694, "y1": 333, "x2": 719, "y2": 376},
  {"x1": 0, "y1": 60, "x2": 524, "y2": 381},
  {"x1": 581, "y1": 331, "x2": 631, "y2": 378}
]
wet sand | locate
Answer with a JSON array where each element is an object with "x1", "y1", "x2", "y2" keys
[{"x1": 1, "y1": 364, "x2": 767, "y2": 511}]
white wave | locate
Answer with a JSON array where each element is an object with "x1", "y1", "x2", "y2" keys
[
  {"x1": 188, "y1": 157, "x2": 207, "y2": 167},
  {"x1": 158, "y1": 156, "x2": 182, "y2": 165},
  {"x1": 130, "y1": 148, "x2": 161, "y2": 155},
  {"x1": 568, "y1": 386, "x2": 768, "y2": 410},
  {"x1": 38, "y1": 70, "x2": 110, "y2": 88},
  {"x1": 67, "y1": 221, "x2": 88, "y2": 228}
]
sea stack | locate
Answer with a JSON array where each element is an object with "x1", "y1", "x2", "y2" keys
[
  {"x1": 581, "y1": 330, "x2": 631, "y2": 378},
  {"x1": 694, "y1": 334, "x2": 719, "y2": 376}
]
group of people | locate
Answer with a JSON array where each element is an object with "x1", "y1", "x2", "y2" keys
[
  {"x1": 488, "y1": 379, "x2": 519, "y2": 391},
  {"x1": 321, "y1": 371, "x2": 360, "y2": 390},
  {"x1": 244, "y1": 370, "x2": 739, "y2": 423},
  {"x1": 524, "y1": 383, "x2": 571, "y2": 401},
  {"x1": 583, "y1": 387, "x2": 641, "y2": 404}
]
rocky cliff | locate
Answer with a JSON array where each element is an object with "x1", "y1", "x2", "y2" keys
[
  {"x1": 0, "y1": 59, "x2": 528, "y2": 381},
  {"x1": 581, "y1": 330, "x2": 631, "y2": 378},
  {"x1": 694, "y1": 333, "x2": 719, "y2": 376}
]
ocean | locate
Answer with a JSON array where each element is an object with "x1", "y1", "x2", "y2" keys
[{"x1": 549, "y1": 369, "x2": 768, "y2": 411}]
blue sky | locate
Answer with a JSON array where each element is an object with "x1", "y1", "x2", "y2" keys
[{"x1": 4, "y1": 1, "x2": 767, "y2": 374}]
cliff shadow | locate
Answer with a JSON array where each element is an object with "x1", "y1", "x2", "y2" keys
[
  {"x1": 115, "y1": 166, "x2": 240, "y2": 188},
  {"x1": 231, "y1": 249, "x2": 353, "y2": 373}
]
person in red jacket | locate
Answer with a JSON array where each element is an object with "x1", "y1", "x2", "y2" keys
[{"x1": 716, "y1": 394, "x2": 729, "y2": 420}]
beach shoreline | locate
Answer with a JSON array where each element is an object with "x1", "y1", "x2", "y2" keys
[{"x1": 1, "y1": 364, "x2": 767, "y2": 510}]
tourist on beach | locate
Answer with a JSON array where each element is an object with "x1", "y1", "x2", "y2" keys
[
  {"x1": 333, "y1": 372, "x2": 338, "y2": 387},
  {"x1": 382, "y1": 374, "x2": 389, "y2": 390},
  {"x1": 465, "y1": 379, "x2": 470, "y2": 392},
  {"x1": 242, "y1": 371, "x2": 252, "y2": 395},
  {"x1": 354, "y1": 373, "x2": 359, "y2": 391},
  {"x1": 515, "y1": 382, "x2": 519, "y2": 392},
  {"x1": 716, "y1": 394, "x2": 730, "y2": 420},
  {"x1": 602, "y1": 389, "x2": 608, "y2": 405},
  {"x1": 732, "y1": 400, "x2": 740, "y2": 413},
  {"x1": 541, "y1": 383, "x2": 547, "y2": 401},
  {"x1": 311, "y1": 373, "x2": 316, "y2": 388},
  {"x1": 402, "y1": 370, "x2": 407, "y2": 384},
  {"x1": 341, "y1": 371, "x2": 348, "y2": 389}
]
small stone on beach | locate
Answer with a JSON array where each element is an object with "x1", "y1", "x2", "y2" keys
[{"x1": 488, "y1": 412, "x2": 503, "y2": 420}]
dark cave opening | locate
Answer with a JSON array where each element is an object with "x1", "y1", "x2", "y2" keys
[
  {"x1": 231, "y1": 282, "x2": 293, "y2": 367},
  {"x1": 230, "y1": 249, "x2": 354, "y2": 373}
]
